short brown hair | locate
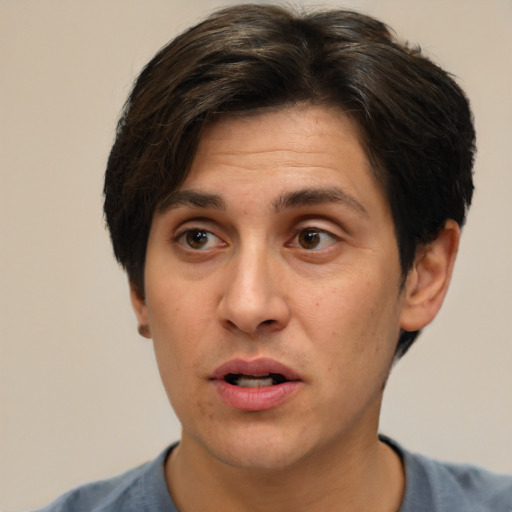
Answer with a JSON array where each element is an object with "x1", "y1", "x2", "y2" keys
[{"x1": 104, "y1": 4, "x2": 475, "y2": 357}]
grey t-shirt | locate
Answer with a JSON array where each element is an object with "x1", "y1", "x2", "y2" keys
[{"x1": 32, "y1": 438, "x2": 512, "y2": 511}]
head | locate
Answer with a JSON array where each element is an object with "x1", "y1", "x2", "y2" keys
[{"x1": 104, "y1": 3, "x2": 475, "y2": 358}]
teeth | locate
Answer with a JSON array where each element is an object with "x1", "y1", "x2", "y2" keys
[
  {"x1": 235, "y1": 377, "x2": 274, "y2": 388},
  {"x1": 224, "y1": 373, "x2": 289, "y2": 387}
]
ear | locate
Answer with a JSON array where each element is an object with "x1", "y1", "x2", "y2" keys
[
  {"x1": 399, "y1": 220, "x2": 460, "y2": 333},
  {"x1": 129, "y1": 281, "x2": 152, "y2": 339}
]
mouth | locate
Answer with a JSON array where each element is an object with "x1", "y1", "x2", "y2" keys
[
  {"x1": 212, "y1": 357, "x2": 301, "y2": 385},
  {"x1": 210, "y1": 358, "x2": 302, "y2": 411},
  {"x1": 224, "y1": 372, "x2": 290, "y2": 388}
]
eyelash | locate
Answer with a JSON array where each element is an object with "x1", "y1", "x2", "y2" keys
[
  {"x1": 287, "y1": 228, "x2": 341, "y2": 251},
  {"x1": 173, "y1": 226, "x2": 341, "y2": 252},
  {"x1": 174, "y1": 228, "x2": 225, "y2": 251}
]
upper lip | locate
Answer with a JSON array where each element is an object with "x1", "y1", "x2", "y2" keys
[{"x1": 211, "y1": 357, "x2": 302, "y2": 381}]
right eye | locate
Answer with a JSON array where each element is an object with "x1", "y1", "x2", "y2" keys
[{"x1": 175, "y1": 229, "x2": 224, "y2": 250}]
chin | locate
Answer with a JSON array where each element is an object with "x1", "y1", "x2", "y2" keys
[
  {"x1": 214, "y1": 444, "x2": 305, "y2": 472},
  {"x1": 195, "y1": 420, "x2": 324, "y2": 472}
]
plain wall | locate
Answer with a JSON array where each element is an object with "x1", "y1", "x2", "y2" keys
[{"x1": 1, "y1": 0, "x2": 511, "y2": 510}]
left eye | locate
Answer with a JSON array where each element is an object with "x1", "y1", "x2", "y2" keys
[
  {"x1": 177, "y1": 229, "x2": 223, "y2": 250},
  {"x1": 291, "y1": 229, "x2": 339, "y2": 250}
]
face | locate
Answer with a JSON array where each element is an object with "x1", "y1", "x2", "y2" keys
[{"x1": 133, "y1": 105, "x2": 410, "y2": 470}]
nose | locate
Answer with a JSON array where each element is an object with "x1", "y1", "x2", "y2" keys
[{"x1": 217, "y1": 246, "x2": 291, "y2": 335}]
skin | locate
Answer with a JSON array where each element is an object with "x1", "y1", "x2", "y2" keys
[{"x1": 131, "y1": 105, "x2": 460, "y2": 511}]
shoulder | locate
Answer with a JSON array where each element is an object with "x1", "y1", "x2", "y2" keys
[
  {"x1": 441, "y1": 459, "x2": 512, "y2": 507},
  {"x1": 413, "y1": 454, "x2": 512, "y2": 511},
  {"x1": 30, "y1": 446, "x2": 177, "y2": 512},
  {"x1": 382, "y1": 436, "x2": 512, "y2": 512}
]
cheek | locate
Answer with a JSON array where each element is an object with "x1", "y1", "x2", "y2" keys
[
  {"x1": 146, "y1": 280, "x2": 218, "y2": 384},
  {"x1": 301, "y1": 273, "x2": 401, "y2": 363},
  {"x1": 147, "y1": 271, "x2": 215, "y2": 337}
]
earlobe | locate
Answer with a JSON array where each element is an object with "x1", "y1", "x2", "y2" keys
[
  {"x1": 129, "y1": 281, "x2": 152, "y2": 339},
  {"x1": 399, "y1": 220, "x2": 460, "y2": 333}
]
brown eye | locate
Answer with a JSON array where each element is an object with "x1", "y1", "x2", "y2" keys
[
  {"x1": 185, "y1": 230, "x2": 209, "y2": 248},
  {"x1": 292, "y1": 228, "x2": 339, "y2": 250},
  {"x1": 179, "y1": 229, "x2": 222, "y2": 250},
  {"x1": 298, "y1": 229, "x2": 322, "y2": 249}
]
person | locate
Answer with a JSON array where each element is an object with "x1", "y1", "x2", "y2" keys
[{"x1": 34, "y1": 3, "x2": 512, "y2": 511}]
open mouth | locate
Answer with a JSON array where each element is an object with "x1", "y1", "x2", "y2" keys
[
  {"x1": 224, "y1": 373, "x2": 289, "y2": 388},
  {"x1": 212, "y1": 359, "x2": 301, "y2": 410}
]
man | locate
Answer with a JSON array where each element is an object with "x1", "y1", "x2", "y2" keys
[{"x1": 37, "y1": 4, "x2": 512, "y2": 511}]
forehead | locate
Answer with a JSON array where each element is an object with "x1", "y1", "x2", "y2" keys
[
  {"x1": 169, "y1": 105, "x2": 389, "y2": 220},
  {"x1": 191, "y1": 105, "x2": 367, "y2": 178}
]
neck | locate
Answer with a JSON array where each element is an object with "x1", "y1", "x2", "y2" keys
[{"x1": 165, "y1": 431, "x2": 404, "y2": 512}]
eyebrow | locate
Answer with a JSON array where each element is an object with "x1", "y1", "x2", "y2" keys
[
  {"x1": 272, "y1": 187, "x2": 368, "y2": 216},
  {"x1": 158, "y1": 186, "x2": 367, "y2": 217},
  {"x1": 158, "y1": 190, "x2": 226, "y2": 212}
]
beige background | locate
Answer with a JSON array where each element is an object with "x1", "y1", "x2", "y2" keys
[{"x1": 1, "y1": 0, "x2": 511, "y2": 510}]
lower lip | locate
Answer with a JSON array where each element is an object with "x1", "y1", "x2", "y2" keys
[{"x1": 212, "y1": 380, "x2": 301, "y2": 412}]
